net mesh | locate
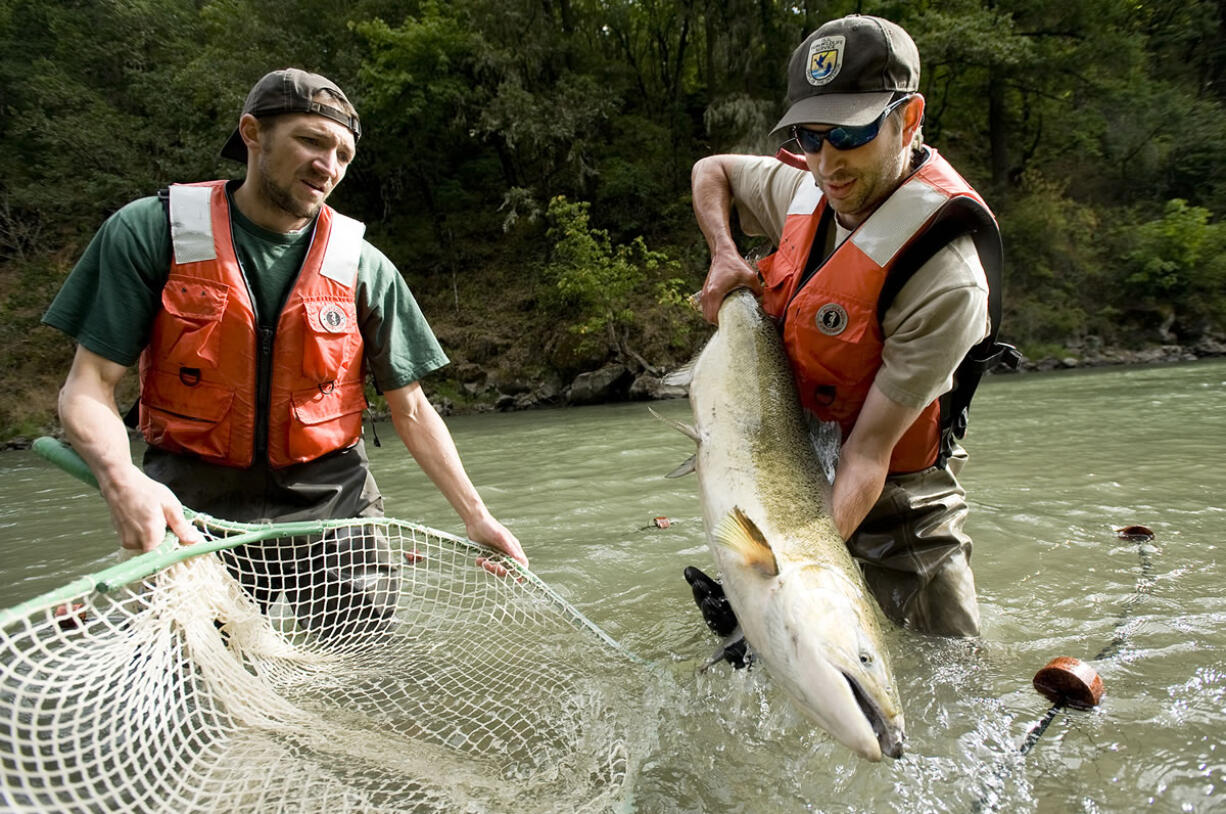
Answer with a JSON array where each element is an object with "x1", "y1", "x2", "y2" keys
[{"x1": 0, "y1": 516, "x2": 641, "y2": 813}]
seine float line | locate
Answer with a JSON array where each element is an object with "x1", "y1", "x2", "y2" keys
[{"x1": 972, "y1": 533, "x2": 1156, "y2": 813}]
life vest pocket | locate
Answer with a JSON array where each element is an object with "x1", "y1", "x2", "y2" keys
[
  {"x1": 139, "y1": 369, "x2": 236, "y2": 460},
  {"x1": 786, "y1": 288, "x2": 880, "y2": 380},
  {"x1": 757, "y1": 252, "x2": 796, "y2": 320},
  {"x1": 158, "y1": 275, "x2": 231, "y2": 367},
  {"x1": 783, "y1": 288, "x2": 881, "y2": 429},
  {"x1": 286, "y1": 379, "x2": 367, "y2": 463},
  {"x1": 301, "y1": 300, "x2": 357, "y2": 382}
]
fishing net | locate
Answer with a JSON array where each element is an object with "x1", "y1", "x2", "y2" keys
[{"x1": 0, "y1": 510, "x2": 643, "y2": 813}]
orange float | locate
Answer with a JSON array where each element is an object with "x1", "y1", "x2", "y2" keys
[{"x1": 1033, "y1": 656, "x2": 1104, "y2": 709}]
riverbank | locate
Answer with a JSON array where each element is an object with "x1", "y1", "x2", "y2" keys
[
  {"x1": 7, "y1": 338, "x2": 1223, "y2": 452},
  {"x1": 417, "y1": 334, "x2": 1226, "y2": 417}
]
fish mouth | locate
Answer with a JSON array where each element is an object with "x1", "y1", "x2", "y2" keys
[{"x1": 843, "y1": 671, "x2": 904, "y2": 759}]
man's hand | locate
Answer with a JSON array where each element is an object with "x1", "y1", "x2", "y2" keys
[
  {"x1": 101, "y1": 464, "x2": 204, "y2": 552},
  {"x1": 700, "y1": 251, "x2": 764, "y2": 325},
  {"x1": 58, "y1": 345, "x2": 204, "y2": 554},
  {"x1": 466, "y1": 512, "x2": 528, "y2": 567},
  {"x1": 386, "y1": 382, "x2": 530, "y2": 568}
]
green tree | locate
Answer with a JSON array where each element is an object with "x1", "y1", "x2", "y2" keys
[
  {"x1": 543, "y1": 195, "x2": 691, "y2": 368},
  {"x1": 1115, "y1": 199, "x2": 1226, "y2": 340}
]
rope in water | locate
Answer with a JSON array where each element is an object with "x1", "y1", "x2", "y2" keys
[{"x1": 972, "y1": 533, "x2": 1155, "y2": 813}]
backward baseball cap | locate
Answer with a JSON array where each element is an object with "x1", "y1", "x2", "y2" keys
[
  {"x1": 772, "y1": 14, "x2": 920, "y2": 134},
  {"x1": 220, "y1": 68, "x2": 362, "y2": 163}
]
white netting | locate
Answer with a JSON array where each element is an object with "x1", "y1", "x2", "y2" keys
[{"x1": 0, "y1": 517, "x2": 642, "y2": 813}]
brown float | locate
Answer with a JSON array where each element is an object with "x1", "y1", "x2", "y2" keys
[{"x1": 1033, "y1": 656, "x2": 1104, "y2": 708}]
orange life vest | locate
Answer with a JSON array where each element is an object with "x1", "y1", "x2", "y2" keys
[
  {"x1": 757, "y1": 149, "x2": 999, "y2": 473},
  {"x1": 139, "y1": 180, "x2": 368, "y2": 469}
]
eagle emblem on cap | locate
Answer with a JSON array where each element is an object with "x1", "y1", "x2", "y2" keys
[{"x1": 807, "y1": 36, "x2": 844, "y2": 86}]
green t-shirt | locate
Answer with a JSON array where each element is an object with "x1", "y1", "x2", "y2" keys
[{"x1": 43, "y1": 182, "x2": 448, "y2": 391}]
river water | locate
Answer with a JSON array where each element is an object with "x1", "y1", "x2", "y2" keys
[{"x1": 1, "y1": 360, "x2": 1224, "y2": 813}]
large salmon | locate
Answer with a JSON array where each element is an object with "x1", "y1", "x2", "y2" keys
[{"x1": 670, "y1": 289, "x2": 905, "y2": 761}]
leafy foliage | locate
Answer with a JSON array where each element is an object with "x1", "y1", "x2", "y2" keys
[
  {"x1": 1115, "y1": 199, "x2": 1226, "y2": 338},
  {"x1": 2, "y1": 0, "x2": 1226, "y2": 436},
  {"x1": 543, "y1": 195, "x2": 691, "y2": 362}
]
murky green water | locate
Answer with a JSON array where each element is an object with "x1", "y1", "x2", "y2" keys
[{"x1": 2, "y1": 360, "x2": 1224, "y2": 812}]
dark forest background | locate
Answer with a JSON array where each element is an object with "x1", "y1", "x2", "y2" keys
[{"x1": 3, "y1": 0, "x2": 1226, "y2": 438}]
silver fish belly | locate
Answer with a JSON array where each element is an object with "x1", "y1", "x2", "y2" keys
[{"x1": 683, "y1": 289, "x2": 906, "y2": 761}]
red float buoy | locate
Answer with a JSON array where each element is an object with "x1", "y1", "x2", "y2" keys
[
  {"x1": 1033, "y1": 656, "x2": 1104, "y2": 709},
  {"x1": 1116, "y1": 525, "x2": 1154, "y2": 542}
]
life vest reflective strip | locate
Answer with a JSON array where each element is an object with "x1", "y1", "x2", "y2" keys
[
  {"x1": 139, "y1": 180, "x2": 368, "y2": 469},
  {"x1": 757, "y1": 149, "x2": 1000, "y2": 473}
]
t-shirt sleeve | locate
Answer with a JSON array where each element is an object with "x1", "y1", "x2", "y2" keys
[
  {"x1": 356, "y1": 243, "x2": 449, "y2": 392},
  {"x1": 41, "y1": 197, "x2": 171, "y2": 366},
  {"x1": 727, "y1": 156, "x2": 810, "y2": 244},
  {"x1": 873, "y1": 234, "x2": 991, "y2": 409}
]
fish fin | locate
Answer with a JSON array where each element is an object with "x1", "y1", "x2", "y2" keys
[
  {"x1": 805, "y1": 413, "x2": 842, "y2": 486},
  {"x1": 698, "y1": 631, "x2": 752, "y2": 673},
  {"x1": 713, "y1": 507, "x2": 779, "y2": 577},
  {"x1": 648, "y1": 406, "x2": 700, "y2": 444},
  {"x1": 665, "y1": 455, "x2": 696, "y2": 479},
  {"x1": 661, "y1": 357, "x2": 696, "y2": 389},
  {"x1": 683, "y1": 565, "x2": 738, "y2": 635}
]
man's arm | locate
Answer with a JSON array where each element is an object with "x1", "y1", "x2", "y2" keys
[
  {"x1": 383, "y1": 381, "x2": 527, "y2": 565},
  {"x1": 691, "y1": 155, "x2": 764, "y2": 324},
  {"x1": 58, "y1": 345, "x2": 203, "y2": 552},
  {"x1": 831, "y1": 384, "x2": 924, "y2": 540}
]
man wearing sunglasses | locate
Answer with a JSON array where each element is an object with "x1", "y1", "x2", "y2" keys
[{"x1": 690, "y1": 15, "x2": 1013, "y2": 638}]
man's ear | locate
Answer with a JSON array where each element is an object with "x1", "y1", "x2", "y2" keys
[
  {"x1": 238, "y1": 113, "x2": 262, "y2": 157},
  {"x1": 900, "y1": 94, "x2": 925, "y2": 142}
]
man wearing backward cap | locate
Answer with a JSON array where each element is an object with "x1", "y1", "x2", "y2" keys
[
  {"x1": 44, "y1": 68, "x2": 525, "y2": 636},
  {"x1": 691, "y1": 15, "x2": 1017, "y2": 637}
]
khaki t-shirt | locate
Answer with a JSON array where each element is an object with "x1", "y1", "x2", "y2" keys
[{"x1": 728, "y1": 155, "x2": 990, "y2": 410}]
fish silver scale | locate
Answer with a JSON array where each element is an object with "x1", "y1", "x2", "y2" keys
[{"x1": 684, "y1": 288, "x2": 906, "y2": 761}]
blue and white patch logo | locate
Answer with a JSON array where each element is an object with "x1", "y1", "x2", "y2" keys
[
  {"x1": 807, "y1": 36, "x2": 845, "y2": 87},
  {"x1": 816, "y1": 303, "x2": 848, "y2": 336}
]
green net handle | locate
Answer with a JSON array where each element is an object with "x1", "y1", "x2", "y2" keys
[{"x1": 32, "y1": 436, "x2": 99, "y2": 489}]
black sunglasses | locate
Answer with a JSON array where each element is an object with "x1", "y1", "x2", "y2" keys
[{"x1": 791, "y1": 95, "x2": 913, "y2": 153}]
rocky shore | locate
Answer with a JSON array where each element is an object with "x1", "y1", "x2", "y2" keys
[
  {"x1": 5, "y1": 337, "x2": 1224, "y2": 452},
  {"x1": 1016, "y1": 335, "x2": 1226, "y2": 374},
  {"x1": 422, "y1": 335, "x2": 1226, "y2": 417}
]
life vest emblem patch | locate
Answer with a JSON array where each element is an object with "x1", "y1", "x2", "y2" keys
[
  {"x1": 807, "y1": 36, "x2": 844, "y2": 86},
  {"x1": 319, "y1": 303, "x2": 348, "y2": 333},
  {"x1": 815, "y1": 303, "x2": 848, "y2": 336}
]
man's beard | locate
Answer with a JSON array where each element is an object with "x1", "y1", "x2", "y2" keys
[{"x1": 258, "y1": 156, "x2": 322, "y2": 221}]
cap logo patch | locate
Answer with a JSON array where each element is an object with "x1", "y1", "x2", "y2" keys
[
  {"x1": 807, "y1": 36, "x2": 845, "y2": 86},
  {"x1": 318, "y1": 303, "x2": 348, "y2": 333},
  {"x1": 816, "y1": 303, "x2": 848, "y2": 336}
]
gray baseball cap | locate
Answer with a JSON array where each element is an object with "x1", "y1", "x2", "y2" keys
[
  {"x1": 220, "y1": 68, "x2": 362, "y2": 163},
  {"x1": 772, "y1": 15, "x2": 920, "y2": 133}
]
